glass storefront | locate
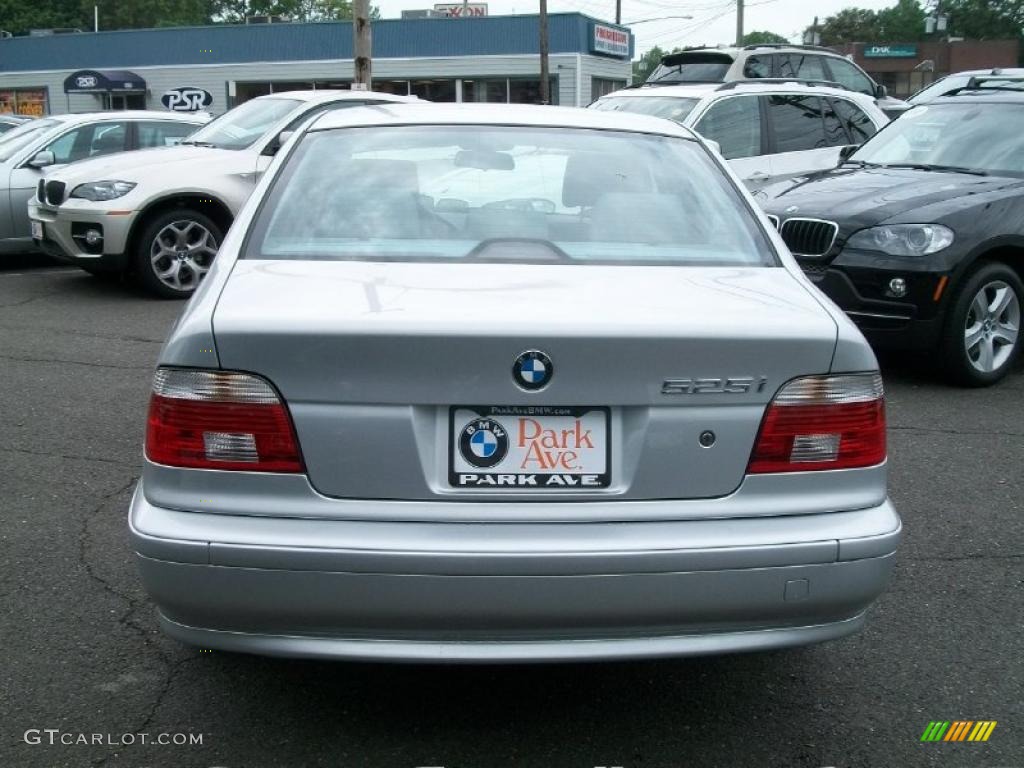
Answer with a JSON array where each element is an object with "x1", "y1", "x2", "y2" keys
[
  {"x1": 0, "y1": 88, "x2": 48, "y2": 116},
  {"x1": 232, "y1": 77, "x2": 557, "y2": 107}
]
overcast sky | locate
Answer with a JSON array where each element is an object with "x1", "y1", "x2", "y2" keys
[{"x1": 373, "y1": 0, "x2": 897, "y2": 58}]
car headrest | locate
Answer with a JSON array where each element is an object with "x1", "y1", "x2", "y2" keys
[{"x1": 562, "y1": 153, "x2": 649, "y2": 208}]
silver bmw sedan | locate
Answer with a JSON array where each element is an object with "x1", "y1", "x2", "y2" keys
[{"x1": 131, "y1": 103, "x2": 900, "y2": 662}]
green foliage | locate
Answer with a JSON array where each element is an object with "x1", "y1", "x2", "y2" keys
[
  {"x1": 741, "y1": 30, "x2": 789, "y2": 45},
  {"x1": 632, "y1": 45, "x2": 669, "y2": 81},
  {"x1": 811, "y1": 0, "x2": 1022, "y2": 45},
  {"x1": 941, "y1": 0, "x2": 1024, "y2": 40}
]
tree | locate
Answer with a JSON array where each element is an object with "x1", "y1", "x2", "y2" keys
[
  {"x1": 742, "y1": 30, "x2": 789, "y2": 45},
  {"x1": 815, "y1": 8, "x2": 882, "y2": 45},
  {"x1": 211, "y1": 0, "x2": 373, "y2": 22},
  {"x1": 940, "y1": 0, "x2": 1024, "y2": 40},
  {"x1": 632, "y1": 45, "x2": 668, "y2": 81},
  {"x1": 876, "y1": 0, "x2": 927, "y2": 41}
]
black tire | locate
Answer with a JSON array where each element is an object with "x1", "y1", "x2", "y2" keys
[
  {"x1": 939, "y1": 261, "x2": 1024, "y2": 387},
  {"x1": 134, "y1": 208, "x2": 223, "y2": 299}
]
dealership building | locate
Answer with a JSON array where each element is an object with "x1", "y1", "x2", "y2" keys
[{"x1": 0, "y1": 13, "x2": 633, "y2": 117}]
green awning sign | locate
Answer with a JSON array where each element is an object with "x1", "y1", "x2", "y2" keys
[{"x1": 864, "y1": 44, "x2": 918, "y2": 58}]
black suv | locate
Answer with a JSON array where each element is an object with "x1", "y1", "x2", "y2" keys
[{"x1": 757, "y1": 82, "x2": 1024, "y2": 386}]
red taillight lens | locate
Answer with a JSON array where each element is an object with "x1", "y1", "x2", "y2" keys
[
  {"x1": 145, "y1": 368, "x2": 303, "y2": 473},
  {"x1": 747, "y1": 373, "x2": 886, "y2": 474}
]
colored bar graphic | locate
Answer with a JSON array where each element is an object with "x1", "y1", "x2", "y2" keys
[{"x1": 921, "y1": 720, "x2": 996, "y2": 742}]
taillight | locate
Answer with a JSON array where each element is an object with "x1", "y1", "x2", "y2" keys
[
  {"x1": 747, "y1": 373, "x2": 885, "y2": 474},
  {"x1": 145, "y1": 368, "x2": 303, "y2": 472}
]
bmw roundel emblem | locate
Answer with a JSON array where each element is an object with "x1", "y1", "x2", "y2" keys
[
  {"x1": 458, "y1": 418, "x2": 509, "y2": 468},
  {"x1": 512, "y1": 350, "x2": 553, "y2": 391}
]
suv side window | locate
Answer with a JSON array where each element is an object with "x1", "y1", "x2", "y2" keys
[
  {"x1": 694, "y1": 95, "x2": 763, "y2": 160},
  {"x1": 777, "y1": 54, "x2": 828, "y2": 81},
  {"x1": 137, "y1": 121, "x2": 197, "y2": 148},
  {"x1": 767, "y1": 95, "x2": 827, "y2": 153},
  {"x1": 45, "y1": 122, "x2": 128, "y2": 164},
  {"x1": 743, "y1": 55, "x2": 772, "y2": 79},
  {"x1": 825, "y1": 57, "x2": 875, "y2": 96},
  {"x1": 822, "y1": 99, "x2": 850, "y2": 146},
  {"x1": 832, "y1": 98, "x2": 878, "y2": 143}
]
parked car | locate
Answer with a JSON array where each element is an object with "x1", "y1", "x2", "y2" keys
[
  {"x1": 590, "y1": 80, "x2": 888, "y2": 190},
  {"x1": 0, "y1": 111, "x2": 206, "y2": 255},
  {"x1": 756, "y1": 83, "x2": 1024, "y2": 386},
  {"x1": 643, "y1": 44, "x2": 909, "y2": 117},
  {"x1": 908, "y1": 68, "x2": 1024, "y2": 105},
  {"x1": 0, "y1": 114, "x2": 33, "y2": 134},
  {"x1": 131, "y1": 102, "x2": 899, "y2": 662},
  {"x1": 29, "y1": 90, "x2": 419, "y2": 297}
]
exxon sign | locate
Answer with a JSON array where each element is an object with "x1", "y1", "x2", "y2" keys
[{"x1": 161, "y1": 87, "x2": 213, "y2": 112}]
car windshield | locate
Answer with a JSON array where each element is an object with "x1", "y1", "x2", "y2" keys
[
  {"x1": 850, "y1": 102, "x2": 1024, "y2": 175},
  {"x1": 909, "y1": 75, "x2": 1024, "y2": 104},
  {"x1": 184, "y1": 97, "x2": 301, "y2": 150},
  {"x1": 0, "y1": 118, "x2": 59, "y2": 162},
  {"x1": 646, "y1": 55, "x2": 732, "y2": 84},
  {"x1": 590, "y1": 96, "x2": 699, "y2": 123},
  {"x1": 247, "y1": 125, "x2": 774, "y2": 266}
]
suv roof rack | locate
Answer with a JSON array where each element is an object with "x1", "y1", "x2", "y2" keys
[
  {"x1": 741, "y1": 43, "x2": 837, "y2": 53},
  {"x1": 715, "y1": 78, "x2": 848, "y2": 91},
  {"x1": 940, "y1": 77, "x2": 1024, "y2": 96}
]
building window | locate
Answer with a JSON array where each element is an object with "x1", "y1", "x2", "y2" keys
[
  {"x1": 462, "y1": 77, "x2": 557, "y2": 104},
  {"x1": 591, "y1": 77, "x2": 627, "y2": 101},
  {"x1": 235, "y1": 82, "x2": 271, "y2": 104},
  {"x1": 0, "y1": 88, "x2": 48, "y2": 116},
  {"x1": 410, "y1": 79, "x2": 456, "y2": 101},
  {"x1": 372, "y1": 81, "x2": 411, "y2": 95},
  {"x1": 103, "y1": 93, "x2": 146, "y2": 110}
]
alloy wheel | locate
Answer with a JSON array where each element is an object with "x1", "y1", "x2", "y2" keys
[
  {"x1": 149, "y1": 219, "x2": 218, "y2": 292},
  {"x1": 963, "y1": 280, "x2": 1020, "y2": 373}
]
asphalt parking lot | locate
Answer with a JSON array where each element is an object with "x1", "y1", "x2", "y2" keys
[{"x1": 1, "y1": 260, "x2": 1021, "y2": 768}]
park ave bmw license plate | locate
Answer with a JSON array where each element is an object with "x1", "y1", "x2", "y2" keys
[{"x1": 449, "y1": 406, "x2": 610, "y2": 489}]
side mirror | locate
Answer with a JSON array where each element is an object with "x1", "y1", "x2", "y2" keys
[
  {"x1": 26, "y1": 150, "x2": 55, "y2": 169},
  {"x1": 875, "y1": 83, "x2": 888, "y2": 99},
  {"x1": 263, "y1": 130, "x2": 294, "y2": 157},
  {"x1": 838, "y1": 144, "x2": 859, "y2": 164}
]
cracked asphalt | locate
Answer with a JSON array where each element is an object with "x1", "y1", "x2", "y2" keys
[{"x1": 1, "y1": 260, "x2": 1021, "y2": 768}]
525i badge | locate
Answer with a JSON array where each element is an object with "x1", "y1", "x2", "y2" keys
[{"x1": 661, "y1": 376, "x2": 769, "y2": 395}]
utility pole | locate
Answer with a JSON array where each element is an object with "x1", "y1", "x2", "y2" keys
[
  {"x1": 539, "y1": 0, "x2": 550, "y2": 104},
  {"x1": 735, "y1": 0, "x2": 744, "y2": 46},
  {"x1": 616, "y1": 0, "x2": 621, "y2": 24},
  {"x1": 353, "y1": 0, "x2": 372, "y2": 90}
]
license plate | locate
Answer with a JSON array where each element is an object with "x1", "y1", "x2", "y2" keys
[
  {"x1": 30, "y1": 220, "x2": 43, "y2": 240},
  {"x1": 449, "y1": 406, "x2": 610, "y2": 489}
]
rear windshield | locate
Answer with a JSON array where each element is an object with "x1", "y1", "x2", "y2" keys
[
  {"x1": 246, "y1": 125, "x2": 774, "y2": 267},
  {"x1": 590, "y1": 96, "x2": 699, "y2": 123},
  {"x1": 646, "y1": 54, "x2": 733, "y2": 84}
]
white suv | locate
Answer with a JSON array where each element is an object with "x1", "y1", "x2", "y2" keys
[
  {"x1": 590, "y1": 80, "x2": 888, "y2": 190},
  {"x1": 29, "y1": 90, "x2": 417, "y2": 297}
]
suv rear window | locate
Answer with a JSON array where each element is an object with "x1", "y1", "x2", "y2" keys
[
  {"x1": 647, "y1": 53, "x2": 733, "y2": 84},
  {"x1": 246, "y1": 125, "x2": 775, "y2": 267}
]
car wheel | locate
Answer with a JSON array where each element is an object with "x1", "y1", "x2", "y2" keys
[
  {"x1": 941, "y1": 262, "x2": 1023, "y2": 386},
  {"x1": 135, "y1": 209, "x2": 222, "y2": 299}
]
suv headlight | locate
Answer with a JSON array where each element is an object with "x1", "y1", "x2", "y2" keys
[
  {"x1": 70, "y1": 181, "x2": 137, "y2": 202},
  {"x1": 846, "y1": 224, "x2": 954, "y2": 256}
]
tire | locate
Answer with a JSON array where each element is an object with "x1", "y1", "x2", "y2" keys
[
  {"x1": 134, "y1": 208, "x2": 222, "y2": 299},
  {"x1": 939, "y1": 261, "x2": 1023, "y2": 387}
]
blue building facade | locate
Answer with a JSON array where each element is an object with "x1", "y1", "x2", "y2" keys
[{"x1": 0, "y1": 14, "x2": 633, "y2": 116}]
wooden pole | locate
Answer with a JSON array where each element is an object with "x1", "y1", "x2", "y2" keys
[
  {"x1": 539, "y1": 0, "x2": 550, "y2": 104},
  {"x1": 735, "y1": 0, "x2": 744, "y2": 46},
  {"x1": 353, "y1": 0, "x2": 372, "y2": 89}
]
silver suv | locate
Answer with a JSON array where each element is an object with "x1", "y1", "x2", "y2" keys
[
  {"x1": 645, "y1": 44, "x2": 908, "y2": 117},
  {"x1": 29, "y1": 90, "x2": 417, "y2": 297}
]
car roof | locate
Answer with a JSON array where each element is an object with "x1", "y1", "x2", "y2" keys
[
  {"x1": 310, "y1": 102, "x2": 697, "y2": 139},
  {"x1": 600, "y1": 81, "x2": 866, "y2": 101},
  {"x1": 931, "y1": 89, "x2": 1024, "y2": 104},
  {"x1": 939, "y1": 67, "x2": 1024, "y2": 78},
  {"x1": 55, "y1": 110, "x2": 207, "y2": 123},
  {"x1": 259, "y1": 89, "x2": 420, "y2": 104}
]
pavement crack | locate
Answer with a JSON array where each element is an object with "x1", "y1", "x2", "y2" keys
[
  {"x1": 0, "y1": 446, "x2": 138, "y2": 468},
  {"x1": 903, "y1": 552, "x2": 1024, "y2": 563},
  {"x1": 889, "y1": 424, "x2": 1024, "y2": 438},
  {"x1": 0, "y1": 353, "x2": 153, "y2": 371},
  {"x1": 0, "y1": 286, "x2": 66, "y2": 309}
]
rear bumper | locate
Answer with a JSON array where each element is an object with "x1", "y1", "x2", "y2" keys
[{"x1": 131, "y1": 485, "x2": 900, "y2": 662}]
